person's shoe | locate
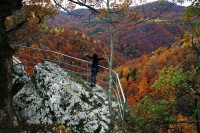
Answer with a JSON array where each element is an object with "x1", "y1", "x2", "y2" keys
[{"x1": 90, "y1": 84, "x2": 96, "y2": 87}]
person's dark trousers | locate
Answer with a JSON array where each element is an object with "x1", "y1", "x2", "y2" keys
[{"x1": 91, "y1": 68, "x2": 98, "y2": 87}]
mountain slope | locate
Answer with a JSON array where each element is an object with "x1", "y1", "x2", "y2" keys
[
  {"x1": 116, "y1": 38, "x2": 192, "y2": 105},
  {"x1": 46, "y1": 1, "x2": 188, "y2": 59},
  {"x1": 116, "y1": 22, "x2": 186, "y2": 58},
  {"x1": 17, "y1": 26, "x2": 125, "y2": 74}
]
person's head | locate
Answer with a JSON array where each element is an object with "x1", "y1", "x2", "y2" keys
[{"x1": 93, "y1": 54, "x2": 97, "y2": 59}]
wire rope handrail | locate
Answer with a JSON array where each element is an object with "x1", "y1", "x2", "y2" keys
[{"x1": 15, "y1": 45, "x2": 126, "y2": 132}]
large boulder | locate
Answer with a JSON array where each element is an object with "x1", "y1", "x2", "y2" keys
[
  {"x1": 12, "y1": 63, "x2": 31, "y2": 95},
  {"x1": 13, "y1": 61, "x2": 111, "y2": 132}
]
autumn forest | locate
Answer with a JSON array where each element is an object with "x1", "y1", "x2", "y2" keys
[{"x1": 0, "y1": 0, "x2": 200, "y2": 132}]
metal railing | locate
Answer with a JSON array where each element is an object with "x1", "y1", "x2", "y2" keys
[{"x1": 15, "y1": 45, "x2": 126, "y2": 132}]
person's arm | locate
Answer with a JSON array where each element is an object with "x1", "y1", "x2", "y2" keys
[
  {"x1": 98, "y1": 57, "x2": 104, "y2": 60},
  {"x1": 86, "y1": 55, "x2": 92, "y2": 59}
]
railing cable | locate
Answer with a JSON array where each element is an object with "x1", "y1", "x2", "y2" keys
[{"x1": 15, "y1": 45, "x2": 126, "y2": 132}]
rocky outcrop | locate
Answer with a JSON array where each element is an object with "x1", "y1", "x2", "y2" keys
[
  {"x1": 12, "y1": 63, "x2": 30, "y2": 95},
  {"x1": 13, "y1": 61, "x2": 112, "y2": 132}
]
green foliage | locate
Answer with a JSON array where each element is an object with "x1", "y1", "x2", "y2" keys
[
  {"x1": 136, "y1": 97, "x2": 174, "y2": 120},
  {"x1": 184, "y1": 6, "x2": 200, "y2": 20},
  {"x1": 123, "y1": 105, "x2": 136, "y2": 132},
  {"x1": 193, "y1": 109, "x2": 200, "y2": 117},
  {"x1": 152, "y1": 65, "x2": 189, "y2": 90},
  {"x1": 105, "y1": 128, "x2": 111, "y2": 133},
  {"x1": 182, "y1": 4, "x2": 200, "y2": 36},
  {"x1": 132, "y1": 96, "x2": 175, "y2": 132},
  {"x1": 130, "y1": 68, "x2": 137, "y2": 79}
]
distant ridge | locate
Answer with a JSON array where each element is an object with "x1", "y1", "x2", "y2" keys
[{"x1": 46, "y1": 1, "x2": 188, "y2": 59}]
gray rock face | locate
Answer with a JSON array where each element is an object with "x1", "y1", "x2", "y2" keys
[
  {"x1": 12, "y1": 63, "x2": 31, "y2": 95},
  {"x1": 13, "y1": 61, "x2": 111, "y2": 132}
]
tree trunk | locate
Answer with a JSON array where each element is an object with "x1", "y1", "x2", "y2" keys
[
  {"x1": 107, "y1": 27, "x2": 115, "y2": 131},
  {"x1": 0, "y1": 0, "x2": 23, "y2": 127},
  {"x1": 106, "y1": 0, "x2": 115, "y2": 128},
  {"x1": 0, "y1": 13, "x2": 18, "y2": 128},
  {"x1": 194, "y1": 98, "x2": 200, "y2": 133},
  {"x1": 0, "y1": 55, "x2": 18, "y2": 128},
  {"x1": 108, "y1": 30, "x2": 114, "y2": 103},
  {"x1": 108, "y1": 31, "x2": 114, "y2": 101}
]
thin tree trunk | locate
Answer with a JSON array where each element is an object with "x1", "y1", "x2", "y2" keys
[
  {"x1": 106, "y1": 0, "x2": 115, "y2": 128},
  {"x1": 108, "y1": 31, "x2": 114, "y2": 98},
  {"x1": 108, "y1": 30, "x2": 114, "y2": 105},
  {"x1": 108, "y1": 27, "x2": 115, "y2": 131}
]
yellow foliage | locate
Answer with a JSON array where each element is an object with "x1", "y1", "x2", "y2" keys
[
  {"x1": 74, "y1": 31, "x2": 77, "y2": 35},
  {"x1": 122, "y1": 67, "x2": 130, "y2": 77},
  {"x1": 143, "y1": 62, "x2": 151, "y2": 71},
  {"x1": 177, "y1": 114, "x2": 187, "y2": 121},
  {"x1": 87, "y1": 37, "x2": 90, "y2": 41},
  {"x1": 5, "y1": 16, "x2": 14, "y2": 29},
  {"x1": 118, "y1": 66, "x2": 123, "y2": 72},
  {"x1": 82, "y1": 34, "x2": 86, "y2": 39},
  {"x1": 168, "y1": 114, "x2": 196, "y2": 133},
  {"x1": 183, "y1": 32, "x2": 191, "y2": 44}
]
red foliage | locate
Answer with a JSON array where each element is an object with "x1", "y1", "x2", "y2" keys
[{"x1": 117, "y1": 42, "x2": 189, "y2": 105}]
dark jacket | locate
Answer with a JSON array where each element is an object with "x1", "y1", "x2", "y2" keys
[{"x1": 87, "y1": 54, "x2": 104, "y2": 69}]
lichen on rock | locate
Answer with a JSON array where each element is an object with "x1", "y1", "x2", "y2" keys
[{"x1": 13, "y1": 61, "x2": 111, "y2": 132}]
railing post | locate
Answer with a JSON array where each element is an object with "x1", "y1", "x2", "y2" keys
[
  {"x1": 122, "y1": 101, "x2": 125, "y2": 133},
  {"x1": 115, "y1": 73, "x2": 125, "y2": 133},
  {"x1": 86, "y1": 62, "x2": 89, "y2": 82},
  {"x1": 116, "y1": 75, "x2": 118, "y2": 86},
  {"x1": 58, "y1": 53, "x2": 61, "y2": 66}
]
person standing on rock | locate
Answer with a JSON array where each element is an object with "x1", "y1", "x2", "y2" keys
[{"x1": 86, "y1": 54, "x2": 104, "y2": 87}]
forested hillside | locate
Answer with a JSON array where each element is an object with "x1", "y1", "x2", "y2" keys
[
  {"x1": 16, "y1": 1, "x2": 199, "y2": 132},
  {"x1": 17, "y1": 25, "x2": 125, "y2": 73},
  {"x1": 1, "y1": 0, "x2": 199, "y2": 132},
  {"x1": 47, "y1": 1, "x2": 188, "y2": 59},
  {"x1": 118, "y1": 32, "x2": 200, "y2": 132},
  {"x1": 42, "y1": 2, "x2": 199, "y2": 132},
  {"x1": 118, "y1": 34, "x2": 193, "y2": 104}
]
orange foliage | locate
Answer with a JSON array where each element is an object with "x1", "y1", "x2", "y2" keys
[
  {"x1": 168, "y1": 114, "x2": 196, "y2": 133},
  {"x1": 117, "y1": 39, "x2": 191, "y2": 105},
  {"x1": 128, "y1": 77, "x2": 134, "y2": 83},
  {"x1": 137, "y1": 76, "x2": 149, "y2": 96},
  {"x1": 128, "y1": 82, "x2": 137, "y2": 95}
]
